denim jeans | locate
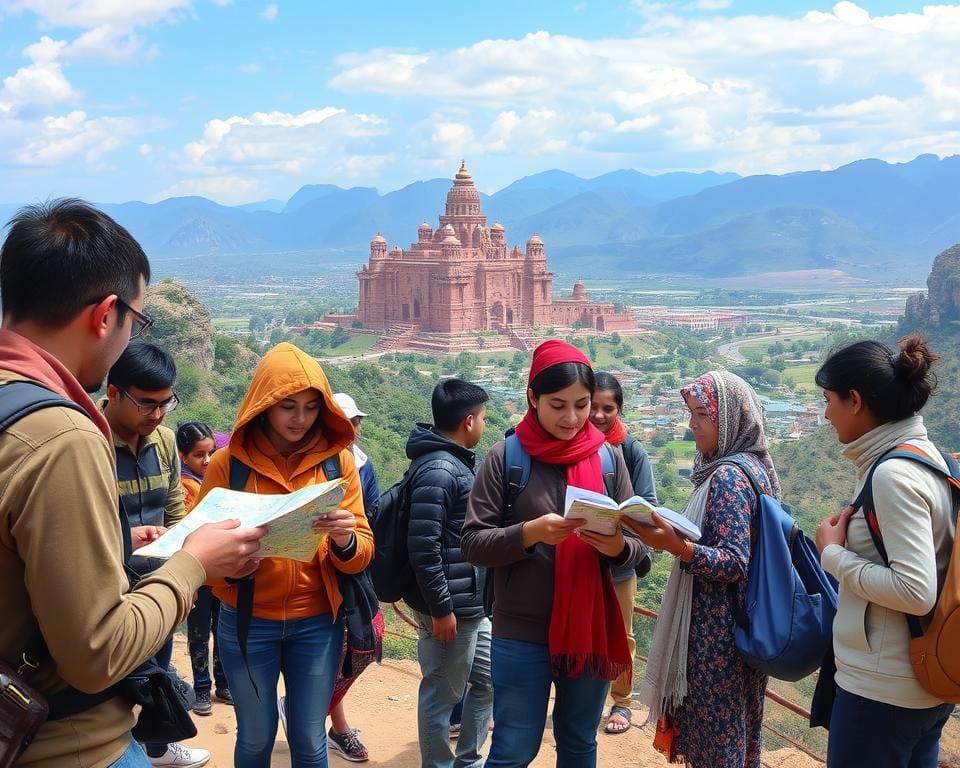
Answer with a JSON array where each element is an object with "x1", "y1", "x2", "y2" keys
[
  {"x1": 486, "y1": 636, "x2": 609, "y2": 768},
  {"x1": 415, "y1": 612, "x2": 493, "y2": 768},
  {"x1": 187, "y1": 585, "x2": 227, "y2": 693},
  {"x1": 828, "y1": 686, "x2": 955, "y2": 768},
  {"x1": 218, "y1": 605, "x2": 344, "y2": 768},
  {"x1": 108, "y1": 740, "x2": 152, "y2": 767}
]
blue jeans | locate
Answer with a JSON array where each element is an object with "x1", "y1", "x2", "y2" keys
[
  {"x1": 218, "y1": 606, "x2": 343, "y2": 768},
  {"x1": 415, "y1": 612, "x2": 493, "y2": 768},
  {"x1": 108, "y1": 740, "x2": 151, "y2": 767},
  {"x1": 486, "y1": 636, "x2": 609, "y2": 768},
  {"x1": 828, "y1": 686, "x2": 955, "y2": 768}
]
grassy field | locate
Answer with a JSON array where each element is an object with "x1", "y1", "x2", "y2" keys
[
  {"x1": 783, "y1": 363, "x2": 820, "y2": 393},
  {"x1": 662, "y1": 439, "x2": 697, "y2": 460},
  {"x1": 313, "y1": 334, "x2": 379, "y2": 357},
  {"x1": 212, "y1": 317, "x2": 249, "y2": 331}
]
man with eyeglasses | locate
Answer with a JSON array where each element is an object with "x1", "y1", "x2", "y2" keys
[
  {"x1": 0, "y1": 200, "x2": 264, "y2": 768},
  {"x1": 101, "y1": 341, "x2": 209, "y2": 768}
]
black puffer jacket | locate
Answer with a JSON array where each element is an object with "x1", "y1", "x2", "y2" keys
[{"x1": 403, "y1": 423, "x2": 485, "y2": 620}]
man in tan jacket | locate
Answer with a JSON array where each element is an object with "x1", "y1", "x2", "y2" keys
[{"x1": 0, "y1": 200, "x2": 265, "y2": 768}]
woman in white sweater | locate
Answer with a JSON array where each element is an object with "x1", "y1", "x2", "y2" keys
[{"x1": 815, "y1": 334, "x2": 956, "y2": 768}]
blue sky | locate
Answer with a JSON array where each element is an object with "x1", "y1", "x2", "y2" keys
[{"x1": 1, "y1": 1, "x2": 958, "y2": 204}]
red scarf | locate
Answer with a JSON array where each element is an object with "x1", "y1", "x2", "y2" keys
[
  {"x1": 0, "y1": 329, "x2": 112, "y2": 442},
  {"x1": 515, "y1": 340, "x2": 631, "y2": 680},
  {"x1": 604, "y1": 418, "x2": 629, "y2": 447}
]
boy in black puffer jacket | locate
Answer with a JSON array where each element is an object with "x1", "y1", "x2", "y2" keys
[{"x1": 404, "y1": 379, "x2": 492, "y2": 768}]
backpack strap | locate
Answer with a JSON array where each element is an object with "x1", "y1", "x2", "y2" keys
[
  {"x1": 852, "y1": 444, "x2": 960, "y2": 639},
  {"x1": 503, "y1": 430, "x2": 530, "y2": 526},
  {"x1": 226, "y1": 457, "x2": 259, "y2": 698},
  {"x1": 321, "y1": 454, "x2": 343, "y2": 482},
  {"x1": 600, "y1": 443, "x2": 617, "y2": 499},
  {"x1": 0, "y1": 383, "x2": 137, "y2": 719},
  {"x1": 717, "y1": 457, "x2": 776, "y2": 633}
]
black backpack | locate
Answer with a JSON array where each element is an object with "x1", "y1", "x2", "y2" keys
[
  {"x1": 0, "y1": 381, "x2": 197, "y2": 741},
  {"x1": 367, "y1": 451, "x2": 446, "y2": 603}
]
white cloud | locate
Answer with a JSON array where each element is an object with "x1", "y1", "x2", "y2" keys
[
  {"x1": 1, "y1": 39, "x2": 75, "y2": 116},
  {"x1": 13, "y1": 109, "x2": 139, "y2": 165},
  {"x1": 328, "y1": 6, "x2": 960, "y2": 176},
  {"x1": 0, "y1": 0, "x2": 193, "y2": 29},
  {"x1": 238, "y1": 63, "x2": 262, "y2": 73},
  {"x1": 181, "y1": 106, "x2": 388, "y2": 174},
  {"x1": 260, "y1": 3, "x2": 277, "y2": 21}
]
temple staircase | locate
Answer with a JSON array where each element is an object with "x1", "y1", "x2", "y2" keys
[
  {"x1": 372, "y1": 324, "x2": 418, "y2": 353},
  {"x1": 504, "y1": 325, "x2": 537, "y2": 352}
]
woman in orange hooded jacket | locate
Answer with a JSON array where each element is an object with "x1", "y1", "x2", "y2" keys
[{"x1": 196, "y1": 343, "x2": 374, "y2": 768}]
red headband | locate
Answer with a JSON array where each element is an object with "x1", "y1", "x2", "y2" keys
[{"x1": 528, "y1": 339, "x2": 592, "y2": 385}]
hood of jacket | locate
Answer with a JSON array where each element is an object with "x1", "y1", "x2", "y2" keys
[
  {"x1": 230, "y1": 342, "x2": 355, "y2": 488},
  {"x1": 405, "y1": 422, "x2": 476, "y2": 469}
]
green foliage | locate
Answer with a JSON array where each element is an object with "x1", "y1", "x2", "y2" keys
[{"x1": 175, "y1": 359, "x2": 203, "y2": 402}]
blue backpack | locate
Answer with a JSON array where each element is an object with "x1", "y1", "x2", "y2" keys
[{"x1": 722, "y1": 458, "x2": 839, "y2": 681}]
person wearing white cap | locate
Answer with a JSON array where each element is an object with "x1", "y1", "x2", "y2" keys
[{"x1": 333, "y1": 392, "x2": 381, "y2": 518}]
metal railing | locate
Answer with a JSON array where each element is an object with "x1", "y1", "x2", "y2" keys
[{"x1": 384, "y1": 602, "x2": 959, "y2": 767}]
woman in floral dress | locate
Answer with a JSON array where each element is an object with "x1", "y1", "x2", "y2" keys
[{"x1": 623, "y1": 371, "x2": 780, "y2": 767}]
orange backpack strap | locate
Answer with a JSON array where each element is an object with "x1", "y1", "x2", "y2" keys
[{"x1": 853, "y1": 443, "x2": 960, "y2": 640}]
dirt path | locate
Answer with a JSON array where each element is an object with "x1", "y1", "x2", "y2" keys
[{"x1": 172, "y1": 637, "x2": 827, "y2": 768}]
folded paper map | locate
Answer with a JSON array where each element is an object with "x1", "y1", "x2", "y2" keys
[
  {"x1": 135, "y1": 479, "x2": 347, "y2": 562},
  {"x1": 563, "y1": 485, "x2": 701, "y2": 541}
]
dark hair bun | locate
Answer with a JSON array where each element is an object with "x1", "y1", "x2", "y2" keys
[{"x1": 897, "y1": 334, "x2": 939, "y2": 382}]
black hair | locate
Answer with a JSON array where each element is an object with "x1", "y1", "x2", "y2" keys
[
  {"x1": 107, "y1": 341, "x2": 177, "y2": 391},
  {"x1": 815, "y1": 334, "x2": 939, "y2": 423},
  {"x1": 176, "y1": 421, "x2": 214, "y2": 453},
  {"x1": 1, "y1": 199, "x2": 150, "y2": 328},
  {"x1": 594, "y1": 371, "x2": 624, "y2": 410},
  {"x1": 528, "y1": 362, "x2": 595, "y2": 399},
  {"x1": 432, "y1": 378, "x2": 489, "y2": 432}
]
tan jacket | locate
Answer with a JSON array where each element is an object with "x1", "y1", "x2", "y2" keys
[{"x1": 0, "y1": 371, "x2": 206, "y2": 768}]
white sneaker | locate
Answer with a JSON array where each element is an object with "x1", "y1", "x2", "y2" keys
[
  {"x1": 278, "y1": 694, "x2": 288, "y2": 739},
  {"x1": 147, "y1": 743, "x2": 210, "y2": 767}
]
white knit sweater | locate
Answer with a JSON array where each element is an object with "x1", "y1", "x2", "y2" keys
[{"x1": 821, "y1": 415, "x2": 956, "y2": 709}]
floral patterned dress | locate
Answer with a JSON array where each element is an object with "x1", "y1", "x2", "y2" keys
[{"x1": 674, "y1": 455, "x2": 770, "y2": 768}]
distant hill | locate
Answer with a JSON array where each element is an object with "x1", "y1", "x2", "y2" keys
[
  {"x1": 3, "y1": 155, "x2": 958, "y2": 281},
  {"x1": 775, "y1": 243, "x2": 960, "y2": 524}
]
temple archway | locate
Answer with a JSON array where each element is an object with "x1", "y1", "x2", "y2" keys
[{"x1": 490, "y1": 301, "x2": 504, "y2": 327}]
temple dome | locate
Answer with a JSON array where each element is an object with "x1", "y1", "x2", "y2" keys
[
  {"x1": 371, "y1": 233, "x2": 387, "y2": 245},
  {"x1": 491, "y1": 222, "x2": 505, "y2": 231},
  {"x1": 439, "y1": 224, "x2": 456, "y2": 237},
  {"x1": 442, "y1": 235, "x2": 461, "y2": 245},
  {"x1": 527, "y1": 234, "x2": 544, "y2": 246}
]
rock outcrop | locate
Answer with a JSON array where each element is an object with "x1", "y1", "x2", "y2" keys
[
  {"x1": 903, "y1": 244, "x2": 960, "y2": 325},
  {"x1": 144, "y1": 280, "x2": 215, "y2": 373}
]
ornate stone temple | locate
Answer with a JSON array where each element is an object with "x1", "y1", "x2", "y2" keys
[{"x1": 346, "y1": 162, "x2": 635, "y2": 350}]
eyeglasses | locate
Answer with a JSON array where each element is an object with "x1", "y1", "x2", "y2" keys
[
  {"x1": 87, "y1": 296, "x2": 153, "y2": 340},
  {"x1": 117, "y1": 298, "x2": 153, "y2": 340},
  {"x1": 118, "y1": 388, "x2": 180, "y2": 416}
]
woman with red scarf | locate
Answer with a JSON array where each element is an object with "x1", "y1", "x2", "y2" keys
[
  {"x1": 462, "y1": 340, "x2": 647, "y2": 767},
  {"x1": 590, "y1": 371, "x2": 656, "y2": 735}
]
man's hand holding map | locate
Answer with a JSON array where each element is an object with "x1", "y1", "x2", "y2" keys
[{"x1": 136, "y1": 478, "x2": 348, "y2": 562}]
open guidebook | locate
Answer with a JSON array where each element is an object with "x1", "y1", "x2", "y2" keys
[
  {"x1": 563, "y1": 485, "x2": 702, "y2": 541},
  {"x1": 136, "y1": 479, "x2": 347, "y2": 562}
]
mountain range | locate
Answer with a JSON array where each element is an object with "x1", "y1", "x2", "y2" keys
[{"x1": 3, "y1": 155, "x2": 958, "y2": 280}]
